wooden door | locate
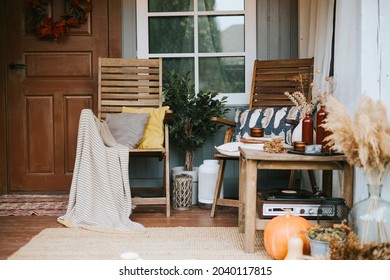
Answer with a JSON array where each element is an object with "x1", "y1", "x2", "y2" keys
[{"x1": 5, "y1": 0, "x2": 114, "y2": 194}]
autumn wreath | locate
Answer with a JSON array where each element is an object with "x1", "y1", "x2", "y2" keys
[{"x1": 26, "y1": 0, "x2": 92, "y2": 41}]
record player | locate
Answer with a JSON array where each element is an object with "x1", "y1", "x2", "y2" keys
[{"x1": 257, "y1": 189, "x2": 327, "y2": 219}]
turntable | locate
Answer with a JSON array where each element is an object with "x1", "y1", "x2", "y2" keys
[{"x1": 257, "y1": 189, "x2": 326, "y2": 219}]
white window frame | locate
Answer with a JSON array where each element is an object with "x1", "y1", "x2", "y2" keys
[{"x1": 136, "y1": 0, "x2": 256, "y2": 105}]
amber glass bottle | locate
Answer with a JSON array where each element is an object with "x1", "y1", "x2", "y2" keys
[{"x1": 302, "y1": 113, "x2": 313, "y2": 145}]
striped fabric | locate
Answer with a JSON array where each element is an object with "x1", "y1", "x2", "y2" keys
[{"x1": 58, "y1": 109, "x2": 144, "y2": 233}]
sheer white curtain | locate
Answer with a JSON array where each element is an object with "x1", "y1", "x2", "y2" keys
[
  {"x1": 298, "y1": 0, "x2": 335, "y2": 94},
  {"x1": 298, "y1": 0, "x2": 336, "y2": 193}
]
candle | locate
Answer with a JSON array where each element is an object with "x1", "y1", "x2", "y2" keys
[
  {"x1": 120, "y1": 252, "x2": 141, "y2": 260},
  {"x1": 284, "y1": 236, "x2": 304, "y2": 260}
]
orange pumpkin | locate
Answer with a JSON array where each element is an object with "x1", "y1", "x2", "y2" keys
[{"x1": 264, "y1": 211, "x2": 311, "y2": 260}]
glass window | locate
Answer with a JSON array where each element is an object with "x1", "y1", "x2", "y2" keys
[
  {"x1": 198, "y1": 0, "x2": 244, "y2": 11},
  {"x1": 149, "y1": 17, "x2": 194, "y2": 54},
  {"x1": 148, "y1": 0, "x2": 194, "y2": 12},
  {"x1": 199, "y1": 57, "x2": 245, "y2": 93},
  {"x1": 198, "y1": 16, "x2": 244, "y2": 53},
  {"x1": 137, "y1": 0, "x2": 255, "y2": 104},
  {"x1": 162, "y1": 58, "x2": 195, "y2": 82}
]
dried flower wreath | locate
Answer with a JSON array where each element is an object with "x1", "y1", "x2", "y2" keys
[{"x1": 26, "y1": 0, "x2": 92, "y2": 41}]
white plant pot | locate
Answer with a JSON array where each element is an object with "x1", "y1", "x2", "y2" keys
[
  {"x1": 172, "y1": 166, "x2": 198, "y2": 205},
  {"x1": 309, "y1": 238, "x2": 330, "y2": 257}
]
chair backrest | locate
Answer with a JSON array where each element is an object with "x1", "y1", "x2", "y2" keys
[
  {"x1": 249, "y1": 58, "x2": 314, "y2": 109},
  {"x1": 98, "y1": 57, "x2": 163, "y2": 119}
]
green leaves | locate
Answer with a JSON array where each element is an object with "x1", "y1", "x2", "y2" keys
[{"x1": 163, "y1": 69, "x2": 228, "y2": 166}]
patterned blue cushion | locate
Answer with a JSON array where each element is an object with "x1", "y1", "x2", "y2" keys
[{"x1": 233, "y1": 106, "x2": 301, "y2": 145}]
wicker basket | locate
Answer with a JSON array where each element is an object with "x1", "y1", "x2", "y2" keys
[{"x1": 173, "y1": 174, "x2": 193, "y2": 210}]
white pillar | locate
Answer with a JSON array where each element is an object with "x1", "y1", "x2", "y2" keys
[{"x1": 334, "y1": 0, "x2": 390, "y2": 202}]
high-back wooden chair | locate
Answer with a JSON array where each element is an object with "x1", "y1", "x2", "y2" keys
[
  {"x1": 210, "y1": 57, "x2": 314, "y2": 217},
  {"x1": 98, "y1": 57, "x2": 171, "y2": 217}
]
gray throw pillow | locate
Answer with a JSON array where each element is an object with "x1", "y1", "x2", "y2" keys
[{"x1": 105, "y1": 113, "x2": 150, "y2": 149}]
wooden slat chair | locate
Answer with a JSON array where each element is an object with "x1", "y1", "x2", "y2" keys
[
  {"x1": 210, "y1": 57, "x2": 315, "y2": 217},
  {"x1": 98, "y1": 57, "x2": 171, "y2": 217}
]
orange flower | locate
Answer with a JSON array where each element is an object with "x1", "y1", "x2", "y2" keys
[
  {"x1": 66, "y1": 18, "x2": 79, "y2": 27},
  {"x1": 36, "y1": 24, "x2": 51, "y2": 38},
  {"x1": 51, "y1": 25, "x2": 65, "y2": 39},
  {"x1": 28, "y1": 0, "x2": 92, "y2": 41}
]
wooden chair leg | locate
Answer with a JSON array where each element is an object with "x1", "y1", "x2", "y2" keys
[
  {"x1": 164, "y1": 124, "x2": 170, "y2": 217},
  {"x1": 210, "y1": 159, "x2": 226, "y2": 217},
  {"x1": 164, "y1": 154, "x2": 170, "y2": 217},
  {"x1": 322, "y1": 170, "x2": 333, "y2": 197},
  {"x1": 308, "y1": 170, "x2": 320, "y2": 194}
]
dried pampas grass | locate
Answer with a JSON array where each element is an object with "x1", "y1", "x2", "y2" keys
[
  {"x1": 323, "y1": 95, "x2": 390, "y2": 185},
  {"x1": 284, "y1": 91, "x2": 320, "y2": 117}
]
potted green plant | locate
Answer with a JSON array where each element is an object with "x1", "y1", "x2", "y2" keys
[
  {"x1": 306, "y1": 221, "x2": 350, "y2": 257},
  {"x1": 163, "y1": 70, "x2": 228, "y2": 171}
]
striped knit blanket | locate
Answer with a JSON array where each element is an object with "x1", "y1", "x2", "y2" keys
[{"x1": 58, "y1": 109, "x2": 144, "y2": 232}]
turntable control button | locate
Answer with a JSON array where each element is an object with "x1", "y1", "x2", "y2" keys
[{"x1": 300, "y1": 209, "x2": 305, "y2": 214}]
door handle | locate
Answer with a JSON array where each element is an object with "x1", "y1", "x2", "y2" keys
[{"x1": 9, "y1": 63, "x2": 27, "y2": 70}]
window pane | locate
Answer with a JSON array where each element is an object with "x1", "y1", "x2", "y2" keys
[
  {"x1": 162, "y1": 58, "x2": 195, "y2": 84},
  {"x1": 149, "y1": 17, "x2": 194, "y2": 53},
  {"x1": 198, "y1": 0, "x2": 244, "y2": 11},
  {"x1": 199, "y1": 16, "x2": 244, "y2": 53},
  {"x1": 199, "y1": 57, "x2": 245, "y2": 93},
  {"x1": 149, "y1": 0, "x2": 194, "y2": 12}
]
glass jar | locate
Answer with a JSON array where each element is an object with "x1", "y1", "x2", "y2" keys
[{"x1": 348, "y1": 184, "x2": 390, "y2": 244}]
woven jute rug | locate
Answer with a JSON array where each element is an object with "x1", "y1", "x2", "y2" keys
[
  {"x1": 0, "y1": 195, "x2": 68, "y2": 216},
  {"x1": 8, "y1": 227, "x2": 271, "y2": 260}
]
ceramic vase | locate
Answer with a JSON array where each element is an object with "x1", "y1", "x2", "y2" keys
[{"x1": 198, "y1": 159, "x2": 221, "y2": 208}]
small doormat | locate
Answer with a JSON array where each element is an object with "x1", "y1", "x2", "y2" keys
[{"x1": 0, "y1": 195, "x2": 68, "y2": 216}]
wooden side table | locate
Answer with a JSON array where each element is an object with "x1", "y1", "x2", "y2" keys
[{"x1": 238, "y1": 147, "x2": 354, "y2": 253}]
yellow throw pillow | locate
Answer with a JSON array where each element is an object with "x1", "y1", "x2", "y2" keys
[{"x1": 122, "y1": 106, "x2": 169, "y2": 149}]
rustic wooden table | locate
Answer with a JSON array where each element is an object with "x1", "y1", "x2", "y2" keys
[{"x1": 238, "y1": 147, "x2": 354, "y2": 253}]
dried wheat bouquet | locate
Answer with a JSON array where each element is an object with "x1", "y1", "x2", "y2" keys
[{"x1": 323, "y1": 95, "x2": 390, "y2": 185}]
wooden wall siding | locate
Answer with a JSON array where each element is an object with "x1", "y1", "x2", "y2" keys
[
  {"x1": 256, "y1": 0, "x2": 298, "y2": 60},
  {"x1": 123, "y1": 0, "x2": 298, "y2": 197}
]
